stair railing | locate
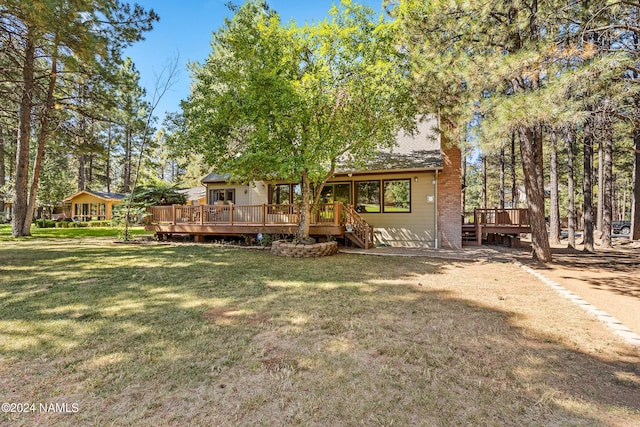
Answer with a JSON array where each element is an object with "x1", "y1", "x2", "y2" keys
[{"x1": 342, "y1": 203, "x2": 374, "y2": 249}]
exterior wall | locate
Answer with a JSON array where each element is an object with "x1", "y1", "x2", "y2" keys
[
  {"x1": 206, "y1": 174, "x2": 439, "y2": 247},
  {"x1": 186, "y1": 197, "x2": 206, "y2": 205},
  {"x1": 437, "y1": 146, "x2": 462, "y2": 249},
  {"x1": 339, "y1": 171, "x2": 437, "y2": 247},
  {"x1": 68, "y1": 194, "x2": 121, "y2": 220},
  {"x1": 205, "y1": 182, "x2": 268, "y2": 205}
]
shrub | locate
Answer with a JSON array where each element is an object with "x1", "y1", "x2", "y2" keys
[
  {"x1": 88, "y1": 220, "x2": 111, "y2": 227},
  {"x1": 35, "y1": 219, "x2": 56, "y2": 228}
]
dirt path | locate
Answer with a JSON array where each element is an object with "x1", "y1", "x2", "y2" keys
[
  {"x1": 518, "y1": 241, "x2": 640, "y2": 340},
  {"x1": 344, "y1": 239, "x2": 640, "y2": 345}
]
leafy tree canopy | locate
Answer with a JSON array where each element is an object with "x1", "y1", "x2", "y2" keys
[{"x1": 182, "y1": 0, "x2": 416, "y2": 238}]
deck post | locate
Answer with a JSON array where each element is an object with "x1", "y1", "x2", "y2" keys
[
  {"x1": 494, "y1": 207, "x2": 498, "y2": 225},
  {"x1": 334, "y1": 202, "x2": 340, "y2": 225},
  {"x1": 172, "y1": 204, "x2": 177, "y2": 225},
  {"x1": 199, "y1": 205, "x2": 204, "y2": 225},
  {"x1": 262, "y1": 204, "x2": 266, "y2": 225},
  {"x1": 230, "y1": 203, "x2": 234, "y2": 225},
  {"x1": 364, "y1": 226, "x2": 369, "y2": 249}
]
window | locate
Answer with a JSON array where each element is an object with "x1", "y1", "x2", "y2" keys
[
  {"x1": 319, "y1": 182, "x2": 351, "y2": 205},
  {"x1": 355, "y1": 181, "x2": 381, "y2": 213},
  {"x1": 383, "y1": 179, "x2": 411, "y2": 213},
  {"x1": 209, "y1": 189, "x2": 235, "y2": 204},
  {"x1": 269, "y1": 184, "x2": 303, "y2": 204},
  {"x1": 270, "y1": 184, "x2": 291, "y2": 204}
]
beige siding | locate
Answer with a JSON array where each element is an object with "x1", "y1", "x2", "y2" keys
[
  {"x1": 249, "y1": 183, "x2": 269, "y2": 204},
  {"x1": 205, "y1": 173, "x2": 438, "y2": 247},
  {"x1": 205, "y1": 182, "x2": 268, "y2": 205},
  {"x1": 336, "y1": 172, "x2": 437, "y2": 247}
]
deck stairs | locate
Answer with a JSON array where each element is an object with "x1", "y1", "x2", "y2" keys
[
  {"x1": 342, "y1": 204, "x2": 374, "y2": 249},
  {"x1": 462, "y1": 224, "x2": 479, "y2": 246}
]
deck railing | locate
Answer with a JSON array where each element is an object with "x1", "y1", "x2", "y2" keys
[
  {"x1": 147, "y1": 202, "x2": 344, "y2": 226},
  {"x1": 470, "y1": 208, "x2": 530, "y2": 227}
]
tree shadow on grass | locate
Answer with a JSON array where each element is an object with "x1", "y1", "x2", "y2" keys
[
  {"x1": 525, "y1": 246, "x2": 640, "y2": 300},
  {"x1": 0, "y1": 244, "x2": 639, "y2": 426}
]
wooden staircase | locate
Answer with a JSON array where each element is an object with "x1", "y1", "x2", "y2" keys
[
  {"x1": 342, "y1": 204, "x2": 374, "y2": 249},
  {"x1": 462, "y1": 224, "x2": 479, "y2": 246}
]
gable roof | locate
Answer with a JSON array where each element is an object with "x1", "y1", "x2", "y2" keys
[
  {"x1": 63, "y1": 190, "x2": 127, "y2": 202},
  {"x1": 337, "y1": 116, "x2": 442, "y2": 173},
  {"x1": 202, "y1": 116, "x2": 442, "y2": 183},
  {"x1": 202, "y1": 173, "x2": 230, "y2": 184}
]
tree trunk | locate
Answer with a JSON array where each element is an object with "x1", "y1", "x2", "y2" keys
[
  {"x1": 631, "y1": 130, "x2": 640, "y2": 240},
  {"x1": 106, "y1": 125, "x2": 112, "y2": 193},
  {"x1": 12, "y1": 33, "x2": 35, "y2": 237},
  {"x1": 123, "y1": 129, "x2": 132, "y2": 193},
  {"x1": 519, "y1": 125, "x2": 551, "y2": 262},
  {"x1": 499, "y1": 144, "x2": 505, "y2": 209},
  {"x1": 461, "y1": 146, "x2": 467, "y2": 213},
  {"x1": 583, "y1": 118, "x2": 595, "y2": 252},
  {"x1": 549, "y1": 130, "x2": 560, "y2": 245},
  {"x1": 481, "y1": 154, "x2": 487, "y2": 209},
  {"x1": 298, "y1": 169, "x2": 311, "y2": 241},
  {"x1": 0, "y1": 124, "x2": 5, "y2": 214},
  {"x1": 23, "y1": 50, "x2": 58, "y2": 236},
  {"x1": 622, "y1": 181, "x2": 627, "y2": 221},
  {"x1": 78, "y1": 154, "x2": 86, "y2": 191},
  {"x1": 601, "y1": 111, "x2": 613, "y2": 248},
  {"x1": 511, "y1": 132, "x2": 517, "y2": 207},
  {"x1": 597, "y1": 141, "x2": 604, "y2": 231},
  {"x1": 567, "y1": 126, "x2": 577, "y2": 249}
]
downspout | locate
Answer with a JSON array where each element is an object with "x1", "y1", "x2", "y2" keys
[{"x1": 434, "y1": 169, "x2": 439, "y2": 249}]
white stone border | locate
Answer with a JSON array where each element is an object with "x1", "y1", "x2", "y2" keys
[{"x1": 516, "y1": 261, "x2": 640, "y2": 347}]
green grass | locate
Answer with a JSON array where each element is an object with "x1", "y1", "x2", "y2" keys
[
  {"x1": 0, "y1": 238, "x2": 638, "y2": 426},
  {"x1": 0, "y1": 224, "x2": 153, "y2": 241}
]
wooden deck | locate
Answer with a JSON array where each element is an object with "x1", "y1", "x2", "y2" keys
[
  {"x1": 145, "y1": 202, "x2": 374, "y2": 248},
  {"x1": 462, "y1": 208, "x2": 531, "y2": 247}
]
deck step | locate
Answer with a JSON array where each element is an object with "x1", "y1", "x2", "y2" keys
[{"x1": 345, "y1": 232, "x2": 366, "y2": 249}]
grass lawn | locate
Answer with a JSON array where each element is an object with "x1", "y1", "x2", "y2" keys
[
  {"x1": 1, "y1": 238, "x2": 639, "y2": 426},
  {"x1": 0, "y1": 224, "x2": 153, "y2": 241}
]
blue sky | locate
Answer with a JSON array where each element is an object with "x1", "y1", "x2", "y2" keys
[{"x1": 124, "y1": 0, "x2": 384, "y2": 124}]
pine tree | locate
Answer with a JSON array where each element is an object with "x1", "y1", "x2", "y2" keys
[{"x1": 1, "y1": 0, "x2": 157, "y2": 236}]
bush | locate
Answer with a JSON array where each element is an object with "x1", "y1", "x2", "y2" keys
[
  {"x1": 88, "y1": 220, "x2": 111, "y2": 227},
  {"x1": 35, "y1": 219, "x2": 56, "y2": 228}
]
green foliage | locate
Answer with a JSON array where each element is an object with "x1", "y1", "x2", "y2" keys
[
  {"x1": 34, "y1": 219, "x2": 56, "y2": 228},
  {"x1": 182, "y1": 1, "x2": 415, "y2": 238},
  {"x1": 129, "y1": 182, "x2": 187, "y2": 207}
]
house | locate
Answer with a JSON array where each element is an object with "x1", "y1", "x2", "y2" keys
[
  {"x1": 192, "y1": 117, "x2": 463, "y2": 248},
  {"x1": 1, "y1": 201, "x2": 12, "y2": 223},
  {"x1": 63, "y1": 190, "x2": 127, "y2": 221},
  {"x1": 177, "y1": 186, "x2": 207, "y2": 205}
]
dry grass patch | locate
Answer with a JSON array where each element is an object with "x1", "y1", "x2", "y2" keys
[{"x1": 0, "y1": 238, "x2": 638, "y2": 426}]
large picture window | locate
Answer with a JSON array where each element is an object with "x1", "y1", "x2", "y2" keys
[
  {"x1": 355, "y1": 181, "x2": 381, "y2": 213},
  {"x1": 383, "y1": 179, "x2": 411, "y2": 213}
]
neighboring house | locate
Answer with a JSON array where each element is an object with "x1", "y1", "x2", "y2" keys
[
  {"x1": 1, "y1": 202, "x2": 12, "y2": 222},
  {"x1": 199, "y1": 117, "x2": 462, "y2": 248},
  {"x1": 178, "y1": 186, "x2": 207, "y2": 205},
  {"x1": 63, "y1": 190, "x2": 127, "y2": 221}
]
